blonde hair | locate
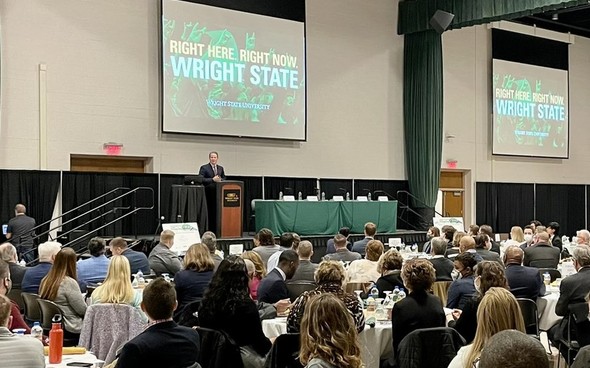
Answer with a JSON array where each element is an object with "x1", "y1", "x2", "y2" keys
[
  {"x1": 365, "y1": 240, "x2": 384, "y2": 262},
  {"x1": 377, "y1": 249, "x2": 403, "y2": 273},
  {"x1": 241, "y1": 251, "x2": 266, "y2": 278},
  {"x1": 91, "y1": 256, "x2": 134, "y2": 305},
  {"x1": 453, "y1": 231, "x2": 467, "y2": 247},
  {"x1": 184, "y1": 243, "x2": 215, "y2": 271},
  {"x1": 314, "y1": 261, "x2": 346, "y2": 285},
  {"x1": 465, "y1": 287, "x2": 525, "y2": 368},
  {"x1": 299, "y1": 293, "x2": 363, "y2": 368},
  {"x1": 510, "y1": 226, "x2": 524, "y2": 243}
]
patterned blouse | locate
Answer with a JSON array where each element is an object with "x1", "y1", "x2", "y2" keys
[{"x1": 286, "y1": 282, "x2": 365, "y2": 334}]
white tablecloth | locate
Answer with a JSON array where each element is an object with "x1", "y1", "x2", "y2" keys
[
  {"x1": 46, "y1": 353, "x2": 104, "y2": 368},
  {"x1": 538, "y1": 291, "x2": 561, "y2": 331},
  {"x1": 262, "y1": 318, "x2": 392, "y2": 368}
]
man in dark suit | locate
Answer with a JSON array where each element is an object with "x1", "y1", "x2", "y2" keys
[
  {"x1": 257, "y1": 250, "x2": 299, "y2": 304},
  {"x1": 326, "y1": 227, "x2": 351, "y2": 254},
  {"x1": 523, "y1": 232, "x2": 560, "y2": 269},
  {"x1": 427, "y1": 237, "x2": 454, "y2": 281},
  {"x1": 352, "y1": 222, "x2": 376, "y2": 257},
  {"x1": 504, "y1": 246, "x2": 545, "y2": 299},
  {"x1": 117, "y1": 277, "x2": 200, "y2": 368},
  {"x1": 548, "y1": 245, "x2": 590, "y2": 364},
  {"x1": 198, "y1": 151, "x2": 226, "y2": 185},
  {"x1": 474, "y1": 234, "x2": 503, "y2": 265},
  {"x1": 547, "y1": 222, "x2": 563, "y2": 251},
  {"x1": 110, "y1": 237, "x2": 150, "y2": 275},
  {"x1": 291, "y1": 241, "x2": 318, "y2": 282},
  {"x1": 324, "y1": 234, "x2": 362, "y2": 263},
  {"x1": 479, "y1": 224, "x2": 501, "y2": 254}
]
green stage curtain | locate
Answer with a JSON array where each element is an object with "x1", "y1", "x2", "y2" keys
[
  {"x1": 398, "y1": 0, "x2": 588, "y2": 35},
  {"x1": 403, "y1": 30, "x2": 442, "y2": 226}
]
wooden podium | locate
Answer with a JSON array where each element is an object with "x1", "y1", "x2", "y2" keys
[{"x1": 214, "y1": 180, "x2": 243, "y2": 238}]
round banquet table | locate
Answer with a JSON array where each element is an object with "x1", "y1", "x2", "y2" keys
[
  {"x1": 538, "y1": 287, "x2": 562, "y2": 331},
  {"x1": 46, "y1": 352, "x2": 104, "y2": 368}
]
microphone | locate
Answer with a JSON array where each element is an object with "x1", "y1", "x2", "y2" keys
[
  {"x1": 373, "y1": 190, "x2": 395, "y2": 199},
  {"x1": 338, "y1": 187, "x2": 347, "y2": 193}
]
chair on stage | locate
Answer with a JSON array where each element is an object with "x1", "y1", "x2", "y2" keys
[
  {"x1": 286, "y1": 282, "x2": 317, "y2": 302},
  {"x1": 431, "y1": 281, "x2": 452, "y2": 307},
  {"x1": 516, "y1": 298, "x2": 540, "y2": 338}
]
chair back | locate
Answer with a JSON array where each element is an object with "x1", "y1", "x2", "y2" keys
[
  {"x1": 175, "y1": 299, "x2": 201, "y2": 327},
  {"x1": 397, "y1": 327, "x2": 466, "y2": 368},
  {"x1": 267, "y1": 333, "x2": 303, "y2": 368},
  {"x1": 538, "y1": 268, "x2": 561, "y2": 283},
  {"x1": 7, "y1": 288, "x2": 25, "y2": 312},
  {"x1": 431, "y1": 281, "x2": 452, "y2": 306},
  {"x1": 286, "y1": 282, "x2": 317, "y2": 302},
  {"x1": 37, "y1": 299, "x2": 64, "y2": 334},
  {"x1": 21, "y1": 292, "x2": 41, "y2": 323},
  {"x1": 195, "y1": 327, "x2": 244, "y2": 368},
  {"x1": 516, "y1": 298, "x2": 540, "y2": 337}
]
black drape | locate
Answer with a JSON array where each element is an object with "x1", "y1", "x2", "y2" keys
[
  {"x1": 353, "y1": 179, "x2": 409, "y2": 200},
  {"x1": 476, "y1": 182, "x2": 534, "y2": 233},
  {"x1": 227, "y1": 175, "x2": 262, "y2": 233},
  {"x1": 264, "y1": 177, "x2": 317, "y2": 200},
  {"x1": 0, "y1": 170, "x2": 60, "y2": 243},
  {"x1": 536, "y1": 184, "x2": 585, "y2": 238},
  {"x1": 159, "y1": 174, "x2": 185, "y2": 225},
  {"x1": 318, "y1": 179, "x2": 353, "y2": 200}
]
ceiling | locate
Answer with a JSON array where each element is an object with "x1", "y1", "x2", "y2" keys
[{"x1": 516, "y1": 4, "x2": 590, "y2": 39}]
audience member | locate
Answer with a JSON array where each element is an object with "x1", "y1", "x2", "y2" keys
[
  {"x1": 299, "y1": 293, "x2": 363, "y2": 368},
  {"x1": 458, "y1": 235, "x2": 483, "y2": 263},
  {"x1": 0, "y1": 260, "x2": 29, "y2": 333},
  {"x1": 199, "y1": 256, "x2": 272, "y2": 360},
  {"x1": 449, "y1": 261, "x2": 508, "y2": 343},
  {"x1": 287, "y1": 261, "x2": 364, "y2": 334},
  {"x1": 445, "y1": 231, "x2": 465, "y2": 258},
  {"x1": 392, "y1": 259, "x2": 445, "y2": 360},
  {"x1": 323, "y1": 234, "x2": 361, "y2": 263},
  {"x1": 257, "y1": 250, "x2": 299, "y2": 304},
  {"x1": 0, "y1": 243, "x2": 26, "y2": 289},
  {"x1": 467, "y1": 225, "x2": 479, "y2": 237},
  {"x1": 21, "y1": 241, "x2": 61, "y2": 293},
  {"x1": 0, "y1": 294, "x2": 44, "y2": 367},
  {"x1": 479, "y1": 225, "x2": 501, "y2": 254},
  {"x1": 428, "y1": 237, "x2": 454, "y2": 281},
  {"x1": 109, "y1": 237, "x2": 150, "y2": 275},
  {"x1": 90, "y1": 255, "x2": 144, "y2": 319},
  {"x1": 447, "y1": 287, "x2": 525, "y2": 368},
  {"x1": 201, "y1": 231, "x2": 223, "y2": 271},
  {"x1": 369, "y1": 249, "x2": 405, "y2": 298},
  {"x1": 523, "y1": 231, "x2": 560, "y2": 268},
  {"x1": 520, "y1": 225, "x2": 535, "y2": 249},
  {"x1": 474, "y1": 234, "x2": 503, "y2": 264},
  {"x1": 241, "y1": 251, "x2": 266, "y2": 300},
  {"x1": 174, "y1": 243, "x2": 214, "y2": 313},
  {"x1": 441, "y1": 225, "x2": 457, "y2": 249},
  {"x1": 422, "y1": 226, "x2": 440, "y2": 254},
  {"x1": 479, "y1": 330, "x2": 549, "y2": 368},
  {"x1": 116, "y1": 278, "x2": 200, "y2": 368},
  {"x1": 503, "y1": 226, "x2": 525, "y2": 248},
  {"x1": 148, "y1": 230, "x2": 182, "y2": 276},
  {"x1": 352, "y1": 222, "x2": 376, "y2": 256},
  {"x1": 547, "y1": 222, "x2": 563, "y2": 251},
  {"x1": 347, "y1": 240, "x2": 383, "y2": 283},
  {"x1": 576, "y1": 229, "x2": 590, "y2": 246},
  {"x1": 6, "y1": 204, "x2": 36, "y2": 263},
  {"x1": 252, "y1": 228, "x2": 280, "y2": 267},
  {"x1": 504, "y1": 246, "x2": 545, "y2": 300},
  {"x1": 326, "y1": 227, "x2": 351, "y2": 254},
  {"x1": 291, "y1": 241, "x2": 318, "y2": 282},
  {"x1": 39, "y1": 247, "x2": 86, "y2": 334},
  {"x1": 530, "y1": 220, "x2": 542, "y2": 232},
  {"x1": 77, "y1": 237, "x2": 110, "y2": 289},
  {"x1": 535, "y1": 225, "x2": 547, "y2": 234},
  {"x1": 267, "y1": 232, "x2": 300, "y2": 271},
  {"x1": 446, "y1": 252, "x2": 477, "y2": 310},
  {"x1": 252, "y1": 232, "x2": 260, "y2": 247}
]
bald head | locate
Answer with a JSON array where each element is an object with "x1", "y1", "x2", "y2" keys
[
  {"x1": 480, "y1": 330, "x2": 548, "y2": 368},
  {"x1": 14, "y1": 204, "x2": 26, "y2": 215},
  {"x1": 504, "y1": 246, "x2": 524, "y2": 265},
  {"x1": 459, "y1": 235, "x2": 475, "y2": 252}
]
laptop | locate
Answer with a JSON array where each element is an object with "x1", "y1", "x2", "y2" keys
[{"x1": 184, "y1": 175, "x2": 204, "y2": 185}]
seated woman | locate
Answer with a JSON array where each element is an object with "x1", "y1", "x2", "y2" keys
[
  {"x1": 447, "y1": 287, "x2": 525, "y2": 368},
  {"x1": 174, "y1": 243, "x2": 215, "y2": 312},
  {"x1": 446, "y1": 252, "x2": 477, "y2": 310},
  {"x1": 449, "y1": 260, "x2": 508, "y2": 343},
  {"x1": 39, "y1": 248, "x2": 87, "y2": 334},
  {"x1": 347, "y1": 240, "x2": 384, "y2": 283},
  {"x1": 446, "y1": 231, "x2": 466, "y2": 258},
  {"x1": 90, "y1": 255, "x2": 145, "y2": 320},
  {"x1": 366, "y1": 249, "x2": 404, "y2": 298},
  {"x1": 287, "y1": 260, "x2": 365, "y2": 334},
  {"x1": 299, "y1": 293, "x2": 363, "y2": 368},
  {"x1": 391, "y1": 259, "x2": 445, "y2": 358},
  {"x1": 199, "y1": 256, "x2": 271, "y2": 362},
  {"x1": 241, "y1": 250, "x2": 266, "y2": 300}
]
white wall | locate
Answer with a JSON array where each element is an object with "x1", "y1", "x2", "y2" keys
[{"x1": 0, "y1": 0, "x2": 405, "y2": 179}]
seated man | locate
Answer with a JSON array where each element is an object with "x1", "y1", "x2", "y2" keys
[
  {"x1": 427, "y1": 237, "x2": 454, "y2": 281},
  {"x1": 325, "y1": 227, "x2": 351, "y2": 254},
  {"x1": 257, "y1": 250, "x2": 299, "y2": 304},
  {"x1": 458, "y1": 236, "x2": 483, "y2": 263},
  {"x1": 201, "y1": 231, "x2": 223, "y2": 271},
  {"x1": 267, "y1": 232, "x2": 300, "y2": 272},
  {"x1": 77, "y1": 237, "x2": 110, "y2": 288},
  {"x1": 110, "y1": 237, "x2": 150, "y2": 275},
  {"x1": 323, "y1": 234, "x2": 361, "y2": 263},
  {"x1": 504, "y1": 246, "x2": 545, "y2": 300},
  {"x1": 0, "y1": 243, "x2": 26, "y2": 289},
  {"x1": 21, "y1": 241, "x2": 61, "y2": 293},
  {"x1": 352, "y1": 222, "x2": 376, "y2": 257},
  {"x1": 0, "y1": 260, "x2": 29, "y2": 333},
  {"x1": 479, "y1": 330, "x2": 548, "y2": 368},
  {"x1": 148, "y1": 230, "x2": 182, "y2": 276},
  {"x1": 117, "y1": 277, "x2": 200, "y2": 368},
  {"x1": 523, "y1": 231, "x2": 560, "y2": 268},
  {"x1": 291, "y1": 241, "x2": 318, "y2": 283},
  {"x1": 0, "y1": 294, "x2": 44, "y2": 367}
]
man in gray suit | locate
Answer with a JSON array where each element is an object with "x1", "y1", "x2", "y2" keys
[
  {"x1": 148, "y1": 230, "x2": 182, "y2": 276},
  {"x1": 352, "y1": 222, "x2": 376, "y2": 257},
  {"x1": 291, "y1": 241, "x2": 318, "y2": 282},
  {"x1": 324, "y1": 234, "x2": 361, "y2": 263}
]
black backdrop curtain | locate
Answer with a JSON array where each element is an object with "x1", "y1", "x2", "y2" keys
[
  {"x1": 264, "y1": 177, "x2": 317, "y2": 200},
  {"x1": 353, "y1": 179, "x2": 409, "y2": 200},
  {"x1": 536, "y1": 184, "x2": 585, "y2": 238},
  {"x1": 0, "y1": 170, "x2": 60, "y2": 243},
  {"x1": 62, "y1": 172, "x2": 158, "y2": 237},
  {"x1": 227, "y1": 175, "x2": 262, "y2": 232},
  {"x1": 476, "y1": 182, "x2": 534, "y2": 233},
  {"x1": 318, "y1": 179, "x2": 353, "y2": 200},
  {"x1": 159, "y1": 174, "x2": 185, "y2": 225}
]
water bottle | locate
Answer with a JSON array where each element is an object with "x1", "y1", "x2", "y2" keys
[
  {"x1": 132, "y1": 274, "x2": 139, "y2": 288},
  {"x1": 392, "y1": 286, "x2": 400, "y2": 303},
  {"x1": 411, "y1": 243, "x2": 418, "y2": 252},
  {"x1": 321, "y1": 192, "x2": 326, "y2": 201},
  {"x1": 367, "y1": 192, "x2": 372, "y2": 201},
  {"x1": 370, "y1": 286, "x2": 379, "y2": 299},
  {"x1": 279, "y1": 191, "x2": 283, "y2": 200},
  {"x1": 31, "y1": 322, "x2": 43, "y2": 341},
  {"x1": 49, "y1": 315, "x2": 63, "y2": 364},
  {"x1": 345, "y1": 192, "x2": 350, "y2": 201},
  {"x1": 19, "y1": 259, "x2": 26, "y2": 267},
  {"x1": 137, "y1": 270, "x2": 146, "y2": 288},
  {"x1": 398, "y1": 288, "x2": 407, "y2": 300},
  {"x1": 297, "y1": 192, "x2": 302, "y2": 200},
  {"x1": 543, "y1": 272, "x2": 551, "y2": 286}
]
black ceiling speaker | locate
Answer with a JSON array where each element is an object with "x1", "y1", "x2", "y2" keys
[{"x1": 430, "y1": 10, "x2": 455, "y2": 34}]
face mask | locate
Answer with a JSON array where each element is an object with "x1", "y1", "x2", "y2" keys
[
  {"x1": 451, "y1": 269, "x2": 462, "y2": 281},
  {"x1": 524, "y1": 234, "x2": 533, "y2": 242}
]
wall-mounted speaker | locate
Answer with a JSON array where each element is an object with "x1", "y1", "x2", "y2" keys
[{"x1": 430, "y1": 10, "x2": 455, "y2": 34}]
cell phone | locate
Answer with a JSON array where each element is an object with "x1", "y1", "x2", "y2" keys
[
  {"x1": 66, "y1": 363, "x2": 93, "y2": 367},
  {"x1": 1, "y1": 225, "x2": 7, "y2": 235}
]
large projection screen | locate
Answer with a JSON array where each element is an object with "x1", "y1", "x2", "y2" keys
[
  {"x1": 161, "y1": 0, "x2": 306, "y2": 140},
  {"x1": 492, "y1": 59, "x2": 569, "y2": 158}
]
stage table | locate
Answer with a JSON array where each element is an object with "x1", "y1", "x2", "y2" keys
[{"x1": 255, "y1": 200, "x2": 397, "y2": 235}]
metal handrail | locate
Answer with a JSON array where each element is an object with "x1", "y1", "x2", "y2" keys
[
  {"x1": 396, "y1": 190, "x2": 444, "y2": 217},
  {"x1": 395, "y1": 190, "x2": 443, "y2": 230}
]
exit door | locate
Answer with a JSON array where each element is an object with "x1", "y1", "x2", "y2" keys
[{"x1": 440, "y1": 171, "x2": 464, "y2": 217}]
